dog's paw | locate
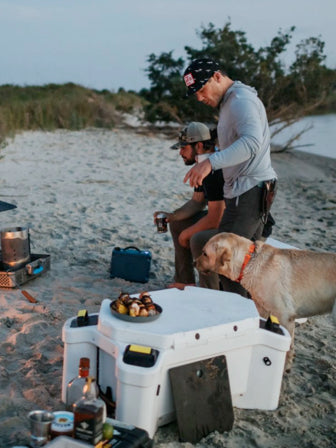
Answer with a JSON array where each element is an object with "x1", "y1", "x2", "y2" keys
[{"x1": 285, "y1": 365, "x2": 292, "y2": 374}]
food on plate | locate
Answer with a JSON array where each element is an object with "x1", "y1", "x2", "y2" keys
[
  {"x1": 112, "y1": 299, "x2": 128, "y2": 314},
  {"x1": 111, "y1": 291, "x2": 159, "y2": 317},
  {"x1": 146, "y1": 303, "x2": 157, "y2": 316},
  {"x1": 139, "y1": 308, "x2": 149, "y2": 317},
  {"x1": 129, "y1": 301, "x2": 140, "y2": 317}
]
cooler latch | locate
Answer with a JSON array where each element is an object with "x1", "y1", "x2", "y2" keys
[
  {"x1": 265, "y1": 315, "x2": 282, "y2": 334},
  {"x1": 70, "y1": 310, "x2": 99, "y2": 328},
  {"x1": 123, "y1": 344, "x2": 159, "y2": 367}
]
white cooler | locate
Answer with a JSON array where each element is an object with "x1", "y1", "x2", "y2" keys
[{"x1": 62, "y1": 287, "x2": 291, "y2": 438}]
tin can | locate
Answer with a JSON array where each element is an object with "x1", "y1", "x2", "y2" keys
[
  {"x1": 155, "y1": 213, "x2": 168, "y2": 233},
  {"x1": 50, "y1": 411, "x2": 74, "y2": 439}
]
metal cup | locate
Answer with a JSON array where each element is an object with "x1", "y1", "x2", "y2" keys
[
  {"x1": 1, "y1": 226, "x2": 31, "y2": 270},
  {"x1": 156, "y1": 213, "x2": 168, "y2": 233},
  {"x1": 28, "y1": 410, "x2": 54, "y2": 447}
]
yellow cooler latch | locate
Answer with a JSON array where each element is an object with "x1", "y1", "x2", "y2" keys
[
  {"x1": 265, "y1": 315, "x2": 282, "y2": 334},
  {"x1": 123, "y1": 344, "x2": 159, "y2": 367},
  {"x1": 71, "y1": 309, "x2": 98, "y2": 328},
  {"x1": 77, "y1": 309, "x2": 89, "y2": 327}
]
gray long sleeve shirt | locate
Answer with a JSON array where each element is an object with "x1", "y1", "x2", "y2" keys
[{"x1": 209, "y1": 81, "x2": 277, "y2": 199}]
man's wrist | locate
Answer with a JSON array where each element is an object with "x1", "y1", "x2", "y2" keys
[
  {"x1": 169, "y1": 211, "x2": 178, "y2": 222},
  {"x1": 208, "y1": 154, "x2": 215, "y2": 170}
]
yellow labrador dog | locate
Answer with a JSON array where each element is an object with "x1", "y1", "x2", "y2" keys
[{"x1": 195, "y1": 232, "x2": 336, "y2": 367}]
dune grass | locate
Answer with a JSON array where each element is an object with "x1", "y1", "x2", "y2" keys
[{"x1": 0, "y1": 83, "x2": 146, "y2": 146}]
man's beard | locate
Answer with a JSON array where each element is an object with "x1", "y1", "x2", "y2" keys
[{"x1": 184, "y1": 158, "x2": 195, "y2": 166}]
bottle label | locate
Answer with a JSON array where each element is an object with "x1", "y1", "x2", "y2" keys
[{"x1": 74, "y1": 414, "x2": 103, "y2": 444}]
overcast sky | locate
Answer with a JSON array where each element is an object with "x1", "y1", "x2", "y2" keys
[{"x1": 1, "y1": 0, "x2": 335, "y2": 92}]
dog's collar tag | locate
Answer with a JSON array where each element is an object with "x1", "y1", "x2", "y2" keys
[{"x1": 236, "y1": 243, "x2": 255, "y2": 282}]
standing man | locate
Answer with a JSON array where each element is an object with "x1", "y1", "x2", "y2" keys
[
  {"x1": 154, "y1": 122, "x2": 225, "y2": 290},
  {"x1": 183, "y1": 58, "x2": 277, "y2": 296}
]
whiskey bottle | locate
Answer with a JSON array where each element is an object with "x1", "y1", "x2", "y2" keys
[
  {"x1": 73, "y1": 376, "x2": 106, "y2": 445},
  {"x1": 66, "y1": 357, "x2": 99, "y2": 411}
]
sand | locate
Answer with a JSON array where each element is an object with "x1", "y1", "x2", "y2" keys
[{"x1": 0, "y1": 128, "x2": 335, "y2": 447}]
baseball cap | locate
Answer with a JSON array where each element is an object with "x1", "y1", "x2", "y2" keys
[
  {"x1": 170, "y1": 122, "x2": 211, "y2": 149},
  {"x1": 183, "y1": 58, "x2": 220, "y2": 96}
]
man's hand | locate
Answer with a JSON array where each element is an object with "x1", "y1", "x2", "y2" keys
[
  {"x1": 184, "y1": 159, "x2": 212, "y2": 187},
  {"x1": 153, "y1": 210, "x2": 170, "y2": 225}
]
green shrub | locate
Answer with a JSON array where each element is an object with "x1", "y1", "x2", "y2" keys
[{"x1": 0, "y1": 83, "x2": 146, "y2": 145}]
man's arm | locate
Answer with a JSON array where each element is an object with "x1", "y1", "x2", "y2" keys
[
  {"x1": 209, "y1": 97, "x2": 264, "y2": 170},
  {"x1": 169, "y1": 191, "x2": 206, "y2": 221},
  {"x1": 184, "y1": 97, "x2": 265, "y2": 187},
  {"x1": 153, "y1": 191, "x2": 206, "y2": 224},
  {"x1": 183, "y1": 159, "x2": 212, "y2": 188}
]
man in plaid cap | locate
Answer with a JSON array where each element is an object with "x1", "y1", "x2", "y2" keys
[
  {"x1": 154, "y1": 122, "x2": 225, "y2": 290},
  {"x1": 183, "y1": 58, "x2": 277, "y2": 296}
]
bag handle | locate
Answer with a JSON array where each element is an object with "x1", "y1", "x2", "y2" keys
[{"x1": 124, "y1": 246, "x2": 140, "y2": 252}]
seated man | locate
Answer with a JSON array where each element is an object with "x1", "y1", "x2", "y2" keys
[{"x1": 154, "y1": 122, "x2": 225, "y2": 290}]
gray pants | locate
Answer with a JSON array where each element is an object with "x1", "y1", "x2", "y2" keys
[
  {"x1": 218, "y1": 185, "x2": 265, "y2": 297},
  {"x1": 169, "y1": 212, "x2": 220, "y2": 290}
]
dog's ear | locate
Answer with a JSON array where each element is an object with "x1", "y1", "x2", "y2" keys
[{"x1": 219, "y1": 246, "x2": 231, "y2": 267}]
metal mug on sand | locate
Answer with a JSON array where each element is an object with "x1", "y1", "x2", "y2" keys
[{"x1": 155, "y1": 213, "x2": 168, "y2": 233}]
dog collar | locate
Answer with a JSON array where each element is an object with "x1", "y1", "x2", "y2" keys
[{"x1": 236, "y1": 243, "x2": 255, "y2": 282}]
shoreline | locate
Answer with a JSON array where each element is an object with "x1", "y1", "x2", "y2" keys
[{"x1": 0, "y1": 128, "x2": 335, "y2": 447}]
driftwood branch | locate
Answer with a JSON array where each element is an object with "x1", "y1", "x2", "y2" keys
[{"x1": 269, "y1": 93, "x2": 328, "y2": 152}]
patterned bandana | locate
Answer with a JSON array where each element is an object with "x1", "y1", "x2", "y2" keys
[{"x1": 183, "y1": 58, "x2": 220, "y2": 96}]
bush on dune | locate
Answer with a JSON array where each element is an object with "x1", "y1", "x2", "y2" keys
[{"x1": 0, "y1": 84, "x2": 147, "y2": 145}]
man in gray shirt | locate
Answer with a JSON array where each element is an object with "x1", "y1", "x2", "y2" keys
[{"x1": 183, "y1": 58, "x2": 277, "y2": 295}]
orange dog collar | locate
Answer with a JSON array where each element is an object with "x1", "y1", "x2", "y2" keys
[{"x1": 236, "y1": 243, "x2": 255, "y2": 282}]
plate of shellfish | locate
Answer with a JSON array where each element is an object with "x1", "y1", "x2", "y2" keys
[{"x1": 110, "y1": 291, "x2": 162, "y2": 323}]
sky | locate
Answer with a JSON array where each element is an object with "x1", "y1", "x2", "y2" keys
[{"x1": 1, "y1": 0, "x2": 335, "y2": 92}]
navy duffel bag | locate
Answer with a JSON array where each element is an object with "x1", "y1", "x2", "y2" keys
[{"x1": 110, "y1": 246, "x2": 152, "y2": 283}]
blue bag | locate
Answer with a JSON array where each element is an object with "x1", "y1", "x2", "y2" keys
[{"x1": 110, "y1": 246, "x2": 152, "y2": 283}]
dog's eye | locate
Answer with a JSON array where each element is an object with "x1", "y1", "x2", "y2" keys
[{"x1": 202, "y1": 251, "x2": 208, "y2": 257}]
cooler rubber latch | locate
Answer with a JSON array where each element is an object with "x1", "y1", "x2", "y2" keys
[
  {"x1": 265, "y1": 315, "x2": 281, "y2": 333},
  {"x1": 123, "y1": 344, "x2": 159, "y2": 367},
  {"x1": 77, "y1": 309, "x2": 89, "y2": 326},
  {"x1": 70, "y1": 310, "x2": 99, "y2": 328}
]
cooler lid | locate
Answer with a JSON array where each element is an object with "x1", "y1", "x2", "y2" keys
[{"x1": 98, "y1": 287, "x2": 259, "y2": 350}]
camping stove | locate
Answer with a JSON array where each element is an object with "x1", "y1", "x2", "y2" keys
[
  {"x1": 62, "y1": 286, "x2": 291, "y2": 438},
  {"x1": 0, "y1": 252, "x2": 51, "y2": 288},
  {"x1": 0, "y1": 221, "x2": 50, "y2": 288}
]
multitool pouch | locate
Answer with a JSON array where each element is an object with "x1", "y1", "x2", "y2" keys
[{"x1": 261, "y1": 179, "x2": 277, "y2": 224}]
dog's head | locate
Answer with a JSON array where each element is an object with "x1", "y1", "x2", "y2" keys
[{"x1": 195, "y1": 232, "x2": 253, "y2": 280}]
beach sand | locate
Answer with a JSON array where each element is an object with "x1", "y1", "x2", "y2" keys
[{"x1": 0, "y1": 128, "x2": 335, "y2": 447}]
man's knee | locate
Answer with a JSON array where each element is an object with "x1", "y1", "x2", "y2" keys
[
  {"x1": 190, "y1": 229, "x2": 217, "y2": 258},
  {"x1": 169, "y1": 219, "x2": 185, "y2": 238}
]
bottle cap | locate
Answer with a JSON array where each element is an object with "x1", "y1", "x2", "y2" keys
[{"x1": 79, "y1": 357, "x2": 90, "y2": 368}]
